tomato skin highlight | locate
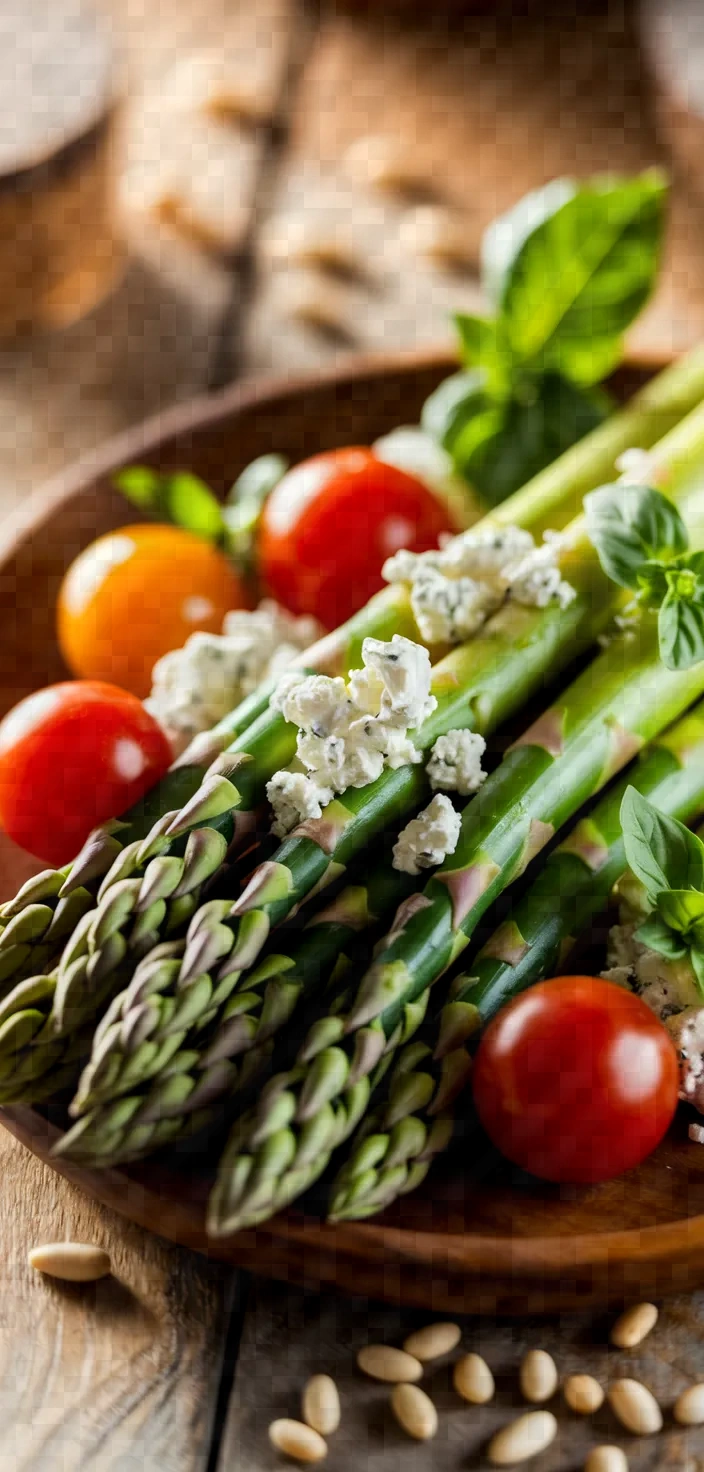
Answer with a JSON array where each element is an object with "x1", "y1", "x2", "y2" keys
[
  {"x1": 472, "y1": 976, "x2": 679, "y2": 1184},
  {"x1": 0, "y1": 681, "x2": 172, "y2": 867},
  {"x1": 258, "y1": 447, "x2": 456, "y2": 628},
  {"x1": 58, "y1": 524, "x2": 246, "y2": 698}
]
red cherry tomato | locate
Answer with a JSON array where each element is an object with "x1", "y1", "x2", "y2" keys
[
  {"x1": 0, "y1": 681, "x2": 172, "y2": 866},
  {"x1": 258, "y1": 447, "x2": 456, "y2": 628},
  {"x1": 472, "y1": 976, "x2": 679, "y2": 1184}
]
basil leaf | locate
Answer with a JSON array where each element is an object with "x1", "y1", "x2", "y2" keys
[
  {"x1": 451, "y1": 373, "x2": 607, "y2": 507},
  {"x1": 659, "y1": 587, "x2": 704, "y2": 669},
  {"x1": 584, "y1": 484, "x2": 689, "y2": 589},
  {"x1": 690, "y1": 947, "x2": 704, "y2": 997},
  {"x1": 114, "y1": 466, "x2": 226, "y2": 543},
  {"x1": 635, "y1": 914, "x2": 688, "y2": 959},
  {"x1": 420, "y1": 369, "x2": 490, "y2": 454},
  {"x1": 453, "y1": 313, "x2": 512, "y2": 396},
  {"x1": 620, "y1": 787, "x2": 704, "y2": 899},
  {"x1": 484, "y1": 170, "x2": 667, "y2": 385},
  {"x1": 114, "y1": 465, "x2": 162, "y2": 510},
  {"x1": 657, "y1": 888, "x2": 704, "y2": 936}
]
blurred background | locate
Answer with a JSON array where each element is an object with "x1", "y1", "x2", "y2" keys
[{"x1": 3, "y1": 0, "x2": 704, "y2": 514}]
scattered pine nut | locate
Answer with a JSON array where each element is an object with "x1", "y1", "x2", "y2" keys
[
  {"x1": 488, "y1": 1410, "x2": 558, "y2": 1465},
  {"x1": 403, "y1": 1321, "x2": 461, "y2": 1361},
  {"x1": 520, "y1": 1349, "x2": 558, "y2": 1404},
  {"x1": 610, "y1": 1303, "x2": 658, "y2": 1349},
  {"x1": 262, "y1": 222, "x2": 361, "y2": 276},
  {"x1": 390, "y1": 1383, "x2": 438, "y2": 1441},
  {"x1": 674, "y1": 1381, "x2": 704, "y2": 1426},
  {"x1": 585, "y1": 1449, "x2": 629, "y2": 1472},
  {"x1": 302, "y1": 1375, "x2": 340, "y2": 1436},
  {"x1": 564, "y1": 1373, "x2": 604, "y2": 1415},
  {"x1": 28, "y1": 1242, "x2": 111, "y2": 1282},
  {"x1": 268, "y1": 1419, "x2": 327, "y2": 1464},
  {"x1": 356, "y1": 1345, "x2": 422, "y2": 1384},
  {"x1": 607, "y1": 1378, "x2": 662, "y2": 1435},
  {"x1": 453, "y1": 1351, "x2": 495, "y2": 1405}
]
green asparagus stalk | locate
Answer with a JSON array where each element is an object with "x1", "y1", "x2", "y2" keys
[
  {"x1": 9, "y1": 400, "x2": 704, "y2": 1113},
  {"x1": 206, "y1": 616, "x2": 704, "y2": 1234},
  {"x1": 328, "y1": 696, "x2": 704, "y2": 1219},
  {"x1": 55, "y1": 862, "x2": 421, "y2": 1166}
]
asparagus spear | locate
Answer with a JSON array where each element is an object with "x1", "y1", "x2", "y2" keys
[
  {"x1": 9, "y1": 399, "x2": 704, "y2": 1115},
  {"x1": 55, "y1": 862, "x2": 420, "y2": 1165},
  {"x1": 206, "y1": 617, "x2": 704, "y2": 1234},
  {"x1": 329, "y1": 696, "x2": 704, "y2": 1220}
]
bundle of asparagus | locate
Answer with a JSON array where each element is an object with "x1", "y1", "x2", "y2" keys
[
  {"x1": 3, "y1": 347, "x2": 704, "y2": 1000},
  {"x1": 5, "y1": 352, "x2": 704, "y2": 1237},
  {"x1": 8, "y1": 415, "x2": 698, "y2": 1128},
  {"x1": 328, "y1": 699, "x2": 704, "y2": 1221}
]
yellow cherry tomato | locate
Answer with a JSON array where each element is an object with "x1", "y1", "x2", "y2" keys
[{"x1": 57, "y1": 524, "x2": 246, "y2": 698}]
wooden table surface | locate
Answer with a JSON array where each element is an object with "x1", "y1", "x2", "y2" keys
[{"x1": 3, "y1": 2, "x2": 704, "y2": 1467}]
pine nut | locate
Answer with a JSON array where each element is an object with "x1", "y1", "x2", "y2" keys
[
  {"x1": 674, "y1": 1381, "x2": 704, "y2": 1426},
  {"x1": 564, "y1": 1373, "x2": 604, "y2": 1414},
  {"x1": 610, "y1": 1302, "x2": 658, "y2": 1349},
  {"x1": 487, "y1": 1410, "x2": 558, "y2": 1465},
  {"x1": 607, "y1": 1379, "x2": 662, "y2": 1435},
  {"x1": 403, "y1": 1321, "x2": 461, "y2": 1361},
  {"x1": 28, "y1": 1242, "x2": 111, "y2": 1282},
  {"x1": 302, "y1": 1375, "x2": 340, "y2": 1436},
  {"x1": 268, "y1": 1420, "x2": 327, "y2": 1463},
  {"x1": 356, "y1": 1345, "x2": 422, "y2": 1384},
  {"x1": 344, "y1": 135, "x2": 425, "y2": 195},
  {"x1": 399, "y1": 206, "x2": 473, "y2": 269},
  {"x1": 520, "y1": 1349, "x2": 558, "y2": 1403},
  {"x1": 585, "y1": 1450, "x2": 629, "y2": 1472},
  {"x1": 453, "y1": 1351, "x2": 495, "y2": 1404},
  {"x1": 390, "y1": 1383, "x2": 438, "y2": 1441}
]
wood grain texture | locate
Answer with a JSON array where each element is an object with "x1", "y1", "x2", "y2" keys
[
  {"x1": 242, "y1": 0, "x2": 704, "y2": 378},
  {"x1": 0, "y1": 0, "x2": 296, "y2": 512},
  {"x1": 219, "y1": 1276, "x2": 704, "y2": 1471},
  {"x1": 0, "y1": 1125, "x2": 240, "y2": 1472}
]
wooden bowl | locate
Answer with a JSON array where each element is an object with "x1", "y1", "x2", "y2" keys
[{"x1": 3, "y1": 345, "x2": 703, "y2": 1317}]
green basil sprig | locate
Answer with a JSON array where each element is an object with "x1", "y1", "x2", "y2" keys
[
  {"x1": 422, "y1": 170, "x2": 668, "y2": 506},
  {"x1": 621, "y1": 787, "x2": 704, "y2": 991},
  {"x1": 585, "y1": 483, "x2": 704, "y2": 670},
  {"x1": 114, "y1": 453, "x2": 288, "y2": 574}
]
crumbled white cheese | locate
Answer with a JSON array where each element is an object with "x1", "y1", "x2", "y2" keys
[
  {"x1": 147, "y1": 600, "x2": 320, "y2": 751},
  {"x1": 267, "y1": 635, "x2": 436, "y2": 828},
  {"x1": 615, "y1": 446, "x2": 662, "y2": 486},
  {"x1": 426, "y1": 729, "x2": 487, "y2": 796},
  {"x1": 604, "y1": 912, "x2": 704, "y2": 1119},
  {"x1": 382, "y1": 524, "x2": 575, "y2": 644},
  {"x1": 505, "y1": 535, "x2": 576, "y2": 611},
  {"x1": 265, "y1": 770, "x2": 332, "y2": 839},
  {"x1": 372, "y1": 426, "x2": 469, "y2": 506},
  {"x1": 392, "y1": 794, "x2": 461, "y2": 875},
  {"x1": 690, "y1": 1122, "x2": 704, "y2": 1145},
  {"x1": 666, "y1": 1007, "x2": 704, "y2": 1114},
  {"x1": 361, "y1": 634, "x2": 436, "y2": 729}
]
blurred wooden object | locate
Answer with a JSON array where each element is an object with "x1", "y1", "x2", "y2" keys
[
  {"x1": 0, "y1": 0, "x2": 123, "y2": 336},
  {"x1": 641, "y1": 0, "x2": 704, "y2": 201}
]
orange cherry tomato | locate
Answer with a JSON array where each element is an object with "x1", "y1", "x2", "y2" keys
[
  {"x1": 57, "y1": 524, "x2": 246, "y2": 698},
  {"x1": 258, "y1": 448, "x2": 456, "y2": 628},
  {"x1": 0, "y1": 681, "x2": 171, "y2": 866}
]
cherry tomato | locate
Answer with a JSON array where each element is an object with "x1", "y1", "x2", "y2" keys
[
  {"x1": 258, "y1": 447, "x2": 456, "y2": 628},
  {"x1": 0, "y1": 681, "x2": 171, "y2": 866},
  {"x1": 58, "y1": 524, "x2": 246, "y2": 698},
  {"x1": 472, "y1": 976, "x2": 679, "y2": 1184}
]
